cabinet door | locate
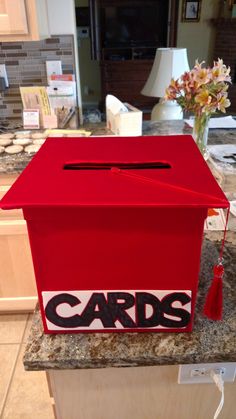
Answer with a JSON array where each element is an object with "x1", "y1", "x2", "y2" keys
[
  {"x1": 0, "y1": 0, "x2": 29, "y2": 35},
  {"x1": 0, "y1": 174, "x2": 37, "y2": 312}
]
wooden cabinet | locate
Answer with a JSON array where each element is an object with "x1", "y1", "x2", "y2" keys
[
  {"x1": 90, "y1": 0, "x2": 179, "y2": 113},
  {"x1": 0, "y1": 0, "x2": 50, "y2": 42},
  {"x1": 101, "y1": 60, "x2": 157, "y2": 111},
  {"x1": 47, "y1": 366, "x2": 236, "y2": 419},
  {"x1": 0, "y1": 173, "x2": 37, "y2": 313},
  {"x1": 0, "y1": 0, "x2": 28, "y2": 35},
  {"x1": 0, "y1": 0, "x2": 29, "y2": 35}
]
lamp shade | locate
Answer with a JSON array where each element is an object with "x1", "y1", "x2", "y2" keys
[{"x1": 141, "y1": 48, "x2": 189, "y2": 98}]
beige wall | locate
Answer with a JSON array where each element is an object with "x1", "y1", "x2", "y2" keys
[
  {"x1": 177, "y1": 0, "x2": 229, "y2": 68},
  {"x1": 47, "y1": 0, "x2": 83, "y2": 119},
  {"x1": 75, "y1": 0, "x2": 101, "y2": 107}
]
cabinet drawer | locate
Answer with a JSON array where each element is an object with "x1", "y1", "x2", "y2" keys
[{"x1": 0, "y1": 225, "x2": 36, "y2": 298}]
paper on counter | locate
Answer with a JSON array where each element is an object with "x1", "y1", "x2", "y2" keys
[
  {"x1": 45, "y1": 129, "x2": 91, "y2": 137},
  {"x1": 208, "y1": 144, "x2": 236, "y2": 164},
  {"x1": 47, "y1": 83, "x2": 77, "y2": 128},
  {"x1": 48, "y1": 80, "x2": 77, "y2": 107},
  {"x1": 23, "y1": 109, "x2": 40, "y2": 129},
  {"x1": 20, "y1": 87, "x2": 52, "y2": 129},
  {"x1": 50, "y1": 74, "x2": 75, "y2": 82},
  {"x1": 185, "y1": 115, "x2": 236, "y2": 129},
  {"x1": 106, "y1": 94, "x2": 128, "y2": 115},
  {"x1": 20, "y1": 86, "x2": 51, "y2": 116},
  {"x1": 230, "y1": 201, "x2": 236, "y2": 217},
  {"x1": 46, "y1": 61, "x2": 62, "y2": 80},
  {"x1": 47, "y1": 86, "x2": 76, "y2": 110},
  {"x1": 204, "y1": 208, "x2": 228, "y2": 231}
]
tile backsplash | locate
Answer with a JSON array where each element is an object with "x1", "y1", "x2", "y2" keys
[{"x1": 0, "y1": 35, "x2": 76, "y2": 120}]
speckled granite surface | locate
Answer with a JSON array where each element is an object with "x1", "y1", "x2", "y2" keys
[
  {"x1": 0, "y1": 153, "x2": 32, "y2": 174},
  {"x1": 3, "y1": 120, "x2": 233, "y2": 370},
  {"x1": 1, "y1": 120, "x2": 236, "y2": 174},
  {"x1": 143, "y1": 120, "x2": 236, "y2": 145},
  {"x1": 23, "y1": 238, "x2": 236, "y2": 371}
]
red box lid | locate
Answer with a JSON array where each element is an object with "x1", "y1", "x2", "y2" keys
[{"x1": 0, "y1": 135, "x2": 228, "y2": 209}]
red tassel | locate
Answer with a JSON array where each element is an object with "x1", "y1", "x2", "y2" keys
[{"x1": 203, "y1": 264, "x2": 224, "y2": 320}]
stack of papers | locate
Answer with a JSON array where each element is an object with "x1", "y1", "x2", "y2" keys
[
  {"x1": 20, "y1": 75, "x2": 78, "y2": 129},
  {"x1": 46, "y1": 76, "x2": 77, "y2": 128},
  {"x1": 204, "y1": 208, "x2": 227, "y2": 231},
  {"x1": 208, "y1": 144, "x2": 236, "y2": 164},
  {"x1": 185, "y1": 116, "x2": 236, "y2": 129}
]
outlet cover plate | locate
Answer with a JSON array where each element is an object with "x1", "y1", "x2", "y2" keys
[
  {"x1": 0, "y1": 64, "x2": 9, "y2": 87},
  {"x1": 46, "y1": 61, "x2": 62, "y2": 78},
  {"x1": 178, "y1": 363, "x2": 236, "y2": 384}
]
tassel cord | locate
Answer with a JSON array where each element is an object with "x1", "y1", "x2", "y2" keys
[
  {"x1": 218, "y1": 206, "x2": 230, "y2": 263},
  {"x1": 111, "y1": 167, "x2": 228, "y2": 205}
]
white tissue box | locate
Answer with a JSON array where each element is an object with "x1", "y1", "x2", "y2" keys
[{"x1": 106, "y1": 102, "x2": 142, "y2": 136}]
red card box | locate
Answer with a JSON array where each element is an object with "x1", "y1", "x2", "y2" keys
[{"x1": 0, "y1": 135, "x2": 228, "y2": 333}]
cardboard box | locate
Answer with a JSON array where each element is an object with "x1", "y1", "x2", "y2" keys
[
  {"x1": 106, "y1": 102, "x2": 142, "y2": 136},
  {"x1": 0, "y1": 135, "x2": 228, "y2": 334}
]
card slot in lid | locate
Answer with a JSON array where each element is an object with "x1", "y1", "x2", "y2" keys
[{"x1": 63, "y1": 161, "x2": 171, "y2": 170}]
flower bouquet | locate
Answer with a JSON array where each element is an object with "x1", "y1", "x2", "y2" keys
[{"x1": 165, "y1": 59, "x2": 231, "y2": 157}]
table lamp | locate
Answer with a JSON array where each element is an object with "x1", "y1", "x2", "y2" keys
[{"x1": 141, "y1": 48, "x2": 190, "y2": 121}]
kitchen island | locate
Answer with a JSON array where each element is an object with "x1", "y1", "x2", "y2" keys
[
  {"x1": 1, "y1": 121, "x2": 236, "y2": 419},
  {"x1": 22, "y1": 240, "x2": 236, "y2": 419},
  {"x1": 24, "y1": 238, "x2": 236, "y2": 371}
]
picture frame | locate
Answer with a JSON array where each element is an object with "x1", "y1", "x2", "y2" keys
[{"x1": 182, "y1": 1, "x2": 201, "y2": 22}]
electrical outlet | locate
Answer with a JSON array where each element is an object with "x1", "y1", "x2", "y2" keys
[
  {"x1": 84, "y1": 85, "x2": 89, "y2": 95},
  {"x1": 46, "y1": 61, "x2": 62, "y2": 79},
  {"x1": 178, "y1": 363, "x2": 236, "y2": 384},
  {"x1": 0, "y1": 64, "x2": 9, "y2": 87}
]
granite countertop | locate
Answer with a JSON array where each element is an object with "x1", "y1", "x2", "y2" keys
[
  {"x1": 4, "y1": 120, "x2": 234, "y2": 370},
  {"x1": 23, "y1": 238, "x2": 236, "y2": 371},
  {"x1": 0, "y1": 153, "x2": 32, "y2": 175},
  {"x1": 1, "y1": 120, "x2": 236, "y2": 174}
]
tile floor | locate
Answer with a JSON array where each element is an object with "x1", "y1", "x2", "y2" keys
[{"x1": 0, "y1": 314, "x2": 54, "y2": 419}]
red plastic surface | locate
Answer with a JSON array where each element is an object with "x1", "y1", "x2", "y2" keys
[
  {"x1": 25, "y1": 206, "x2": 206, "y2": 333},
  {"x1": 0, "y1": 135, "x2": 228, "y2": 209}
]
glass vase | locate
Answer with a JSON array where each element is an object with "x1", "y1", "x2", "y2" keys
[{"x1": 193, "y1": 114, "x2": 210, "y2": 159}]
